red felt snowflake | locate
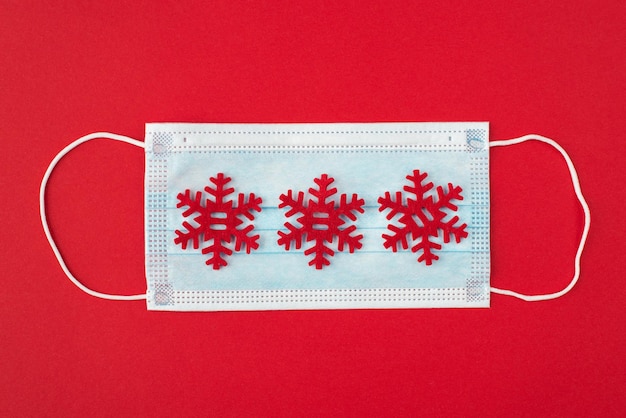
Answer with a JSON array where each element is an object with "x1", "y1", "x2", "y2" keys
[
  {"x1": 277, "y1": 174, "x2": 365, "y2": 269},
  {"x1": 378, "y1": 170, "x2": 468, "y2": 265},
  {"x1": 174, "y1": 173, "x2": 262, "y2": 269}
]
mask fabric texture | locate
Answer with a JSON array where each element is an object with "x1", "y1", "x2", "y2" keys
[{"x1": 144, "y1": 122, "x2": 490, "y2": 310}]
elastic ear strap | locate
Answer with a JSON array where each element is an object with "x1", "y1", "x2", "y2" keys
[
  {"x1": 489, "y1": 134, "x2": 591, "y2": 301},
  {"x1": 40, "y1": 132, "x2": 147, "y2": 301}
]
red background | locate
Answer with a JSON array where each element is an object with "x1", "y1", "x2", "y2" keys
[{"x1": 1, "y1": 1, "x2": 624, "y2": 416}]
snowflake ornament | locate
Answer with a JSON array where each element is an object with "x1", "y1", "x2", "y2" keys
[
  {"x1": 277, "y1": 174, "x2": 365, "y2": 269},
  {"x1": 174, "y1": 173, "x2": 262, "y2": 269},
  {"x1": 378, "y1": 170, "x2": 469, "y2": 265}
]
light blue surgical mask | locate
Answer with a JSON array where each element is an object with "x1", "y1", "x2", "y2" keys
[{"x1": 40, "y1": 122, "x2": 590, "y2": 311}]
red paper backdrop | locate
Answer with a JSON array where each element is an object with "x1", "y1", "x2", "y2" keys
[{"x1": 1, "y1": 1, "x2": 624, "y2": 416}]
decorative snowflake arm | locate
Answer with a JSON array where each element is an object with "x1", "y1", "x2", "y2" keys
[
  {"x1": 336, "y1": 224, "x2": 364, "y2": 253},
  {"x1": 305, "y1": 240, "x2": 335, "y2": 269},
  {"x1": 233, "y1": 193, "x2": 262, "y2": 220},
  {"x1": 435, "y1": 183, "x2": 464, "y2": 211},
  {"x1": 412, "y1": 235, "x2": 443, "y2": 265},
  {"x1": 205, "y1": 173, "x2": 235, "y2": 204},
  {"x1": 381, "y1": 224, "x2": 411, "y2": 252},
  {"x1": 277, "y1": 190, "x2": 307, "y2": 250},
  {"x1": 432, "y1": 184, "x2": 468, "y2": 244},
  {"x1": 176, "y1": 189, "x2": 204, "y2": 217},
  {"x1": 308, "y1": 174, "x2": 337, "y2": 205},
  {"x1": 278, "y1": 190, "x2": 307, "y2": 217},
  {"x1": 230, "y1": 193, "x2": 262, "y2": 254},
  {"x1": 337, "y1": 194, "x2": 365, "y2": 221},
  {"x1": 174, "y1": 221, "x2": 202, "y2": 250},
  {"x1": 202, "y1": 238, "x2": 233, "y2": 270},
  {"x1": 232, "y1": 224, "x2": 261, "y2": 253},
  {"x1": 377, "y1": 191, "x2": 406, "y2": 220},
  {"x1": 404, "y1": 170, "x2": 433, "y2": 202},
  {"x1": 174, "y1": 190, "x2": 205, "y2": 250},
  {"x1": 277, "y1": 222, "x2": 305, "y2": 250},
  {"x1": 441, "y1": 215, "x2": 468, "y2": 244}
]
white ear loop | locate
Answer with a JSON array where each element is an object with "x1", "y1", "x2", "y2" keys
[
  {"x1": 489, "y1": 134, "x2": 591, "y2": 301},
  {"x1": 40, "y1": 132, "x2": 147, "y2": 301}
]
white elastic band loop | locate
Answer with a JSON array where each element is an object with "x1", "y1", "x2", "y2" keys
[
  {"x1": 40, "y1": 132, "x2": 147, "y2": 301},
  {"x1": 489, "y1": 134, "x2": 591, "y2": 301}
]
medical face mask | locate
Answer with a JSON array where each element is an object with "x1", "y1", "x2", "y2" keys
[{"x1": 40, "y1": 122, "x2": 590, "y2": 311}]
